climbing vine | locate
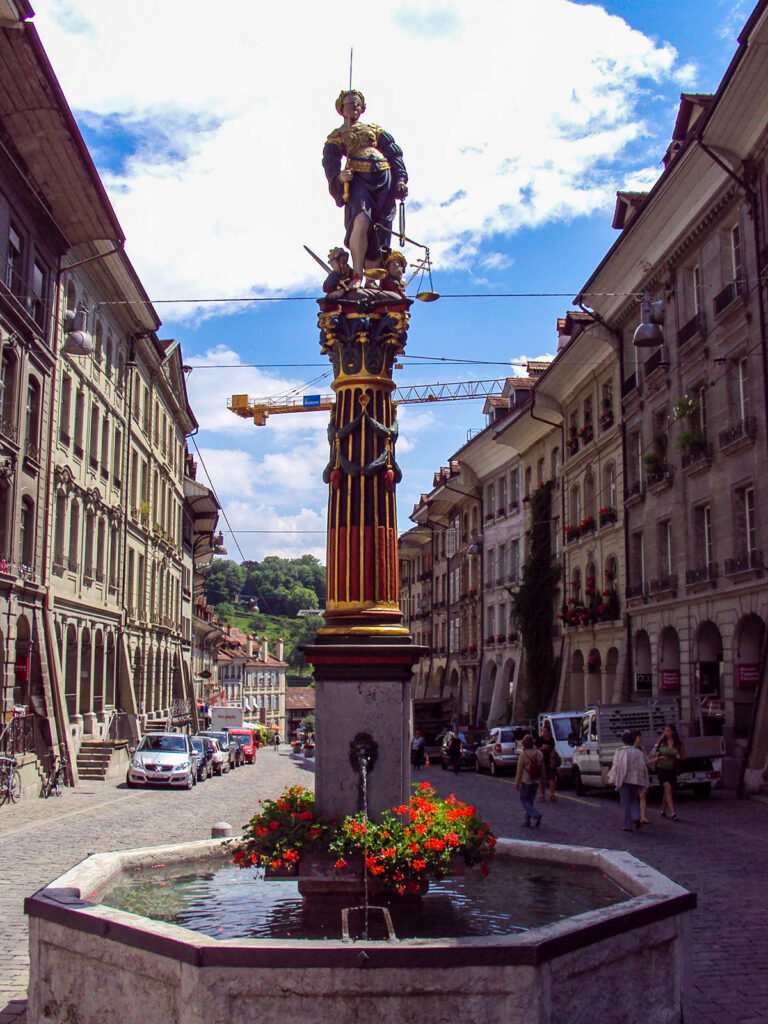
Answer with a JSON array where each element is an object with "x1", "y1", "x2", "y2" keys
[{"x1": 511, "y1": 481, "x2": 561, "y2": 717}]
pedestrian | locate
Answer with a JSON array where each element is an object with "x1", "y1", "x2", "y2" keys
[
  {"x1": 411, "y1": 730, "x2": 425, "y2": 771},
  {"x1": 273, "y1": 732, "x2": 280, "y2": 751},
  {"x1": 515, "y1": 734, "x2": 544, "y2": 828},
  {"x1": 608, "y1": 730, "x2": 649, "y2": 831},
  {"x1": 447, "y1": 732, "x2": 462, "y2": 774},
  {"x1": 634, "y1": 733, "x2": 651, "y2": 824},
  {"x1": 536, "y1": 722, "x2": 558, "y2": 802},
  {"x1": 650, "y1": 724, "x2": 685, "y2": 820}
]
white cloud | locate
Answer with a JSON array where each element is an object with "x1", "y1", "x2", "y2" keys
[{"x1": 32, "y1": 0, "x2": 692, "y2": 316}]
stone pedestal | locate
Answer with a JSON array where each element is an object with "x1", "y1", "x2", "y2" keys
[{"x1": 303, "y1": 637, "x2": 425, "y2": 821}]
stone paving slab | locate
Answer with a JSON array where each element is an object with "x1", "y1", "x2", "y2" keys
[{"x1": 2, "y1": 753, "x2": 767, "y2": 1023}]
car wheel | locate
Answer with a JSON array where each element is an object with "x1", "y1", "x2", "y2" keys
[
  {"x1": 573, "y1": 767, "x2": 585, "y2": 796},
  {"x1": 126, "y1": 774, "x2": 134, "y2": 788},
  {"x1": 474, "y1": 758, "x2": 482, "y2": 774},
  {"x1": 185, "y1": 772, "x2": 194, "y2": 790},
  {"x1": 490, "y1": 759, "x2": 498, "y2": 777}
]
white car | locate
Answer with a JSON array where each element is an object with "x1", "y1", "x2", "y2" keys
[
  {"x1": 207, "y1": 736, "x2": 230, "y2": 776},
  {"x1": 126, "y1": 733, "x2": 198, "y2": 789}
]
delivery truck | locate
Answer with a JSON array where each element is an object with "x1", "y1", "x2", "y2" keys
[
  {"x1": 210, "y1": 706, "x2": 243, "y2": 732},
  {"x1": 571, "y1": 699, "x2": 722, "y2": 798}
]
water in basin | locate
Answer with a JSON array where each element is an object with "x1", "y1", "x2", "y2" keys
[{"x1": 95, "y1": 856, "x2": 630, "y2": 941}]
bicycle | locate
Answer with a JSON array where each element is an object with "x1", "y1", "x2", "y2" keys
[
  {"x1": 41, "y1": 754, "x2": 65, "y2": 799},
  {"x1": 0, "y1": 754, "x2": 21, "y2": 804}
]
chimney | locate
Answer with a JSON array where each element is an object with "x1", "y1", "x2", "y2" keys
[
  {"x1": 276, "y1": 638, "x2": 284, "y2": 663},
  {"x1": 246, "y1": 637, "x2": 254, "y2": 658},
  {"x1": 260, "y1": 635, "x2": 269, "y2": 662}
]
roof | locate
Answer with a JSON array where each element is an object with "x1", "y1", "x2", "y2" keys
[
  {"x1": 0, "y1": 21, "x2": 124, "y2": 247},
  {"x1": 286, "y1": 688, "x2": 316, "y2": 711}
]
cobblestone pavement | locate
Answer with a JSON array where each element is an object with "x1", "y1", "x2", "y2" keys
[{"x1": 2, "y1": 753, "x2": 766, "y2": 1024}]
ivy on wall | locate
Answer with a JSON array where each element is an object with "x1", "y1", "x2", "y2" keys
[{"x1": 511, "y1": 481, "x2": 561, "y2": 717}]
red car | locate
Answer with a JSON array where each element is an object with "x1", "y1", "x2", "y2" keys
[{"x1": 227, "y1": 728, "x2": 257, "y2": 764}]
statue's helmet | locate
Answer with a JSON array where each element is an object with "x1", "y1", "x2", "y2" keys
[{"x1": 335, "y1": 89, "x2": 366, "y2": 115}]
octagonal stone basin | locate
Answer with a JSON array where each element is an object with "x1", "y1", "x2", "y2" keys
[{"x1": 25, "y1": 837, "x2": 695, "y2": 1024}]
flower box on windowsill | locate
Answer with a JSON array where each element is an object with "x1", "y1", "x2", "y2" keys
[
  {"x1": 600, "y1": 410, "x2": 614, "y2": 430},
  {"x1": 598, "y1": 507, "x2": 617, "y2": 526}
]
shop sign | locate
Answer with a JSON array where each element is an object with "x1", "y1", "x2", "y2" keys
[
  {"x1": 736, "y1": 663, "x2": 761, "y2": 690},
  {"x1": 660, "y1": 669, "x2": 681, "y2": 691}
]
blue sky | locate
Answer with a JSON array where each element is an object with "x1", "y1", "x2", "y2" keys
[{"x1": 32, "y1": 0, "x2": 752, "y2": 561}]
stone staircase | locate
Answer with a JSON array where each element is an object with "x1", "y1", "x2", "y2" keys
[{"x1": 76, "y1": 740, "x2": 124, "y2": 781}]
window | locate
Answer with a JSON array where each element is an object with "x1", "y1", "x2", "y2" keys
[
  {"x1": 630, "y1": 531, "x2": 644, "y2": 589},
  {"x1": 498, "y1": 476, "x2": 506, "y2": 514},
  {"x1": 25, "y1": 379, "x2": 40, "y2": 456},
  {"x1": 692, "y1": 264, "x2": 701, "y2": 314},
  {"x1": 737, "y1": 357, "x2": 749, "y2": 419},
  {"x1": 6, "y1": 225, "x2": 23, "y2": 295},
  {"x1": 509, "y1": 539, "x2": 519, "y2": 583},
  {"x1": 731, "y1": 224, "x2": 743, "y2": 282},
  {"x1": 693, "y1": 504, "x2": 713, "y2": 567},
  {"x1": 604, "y1": 463, "x2": 617, "y2": 508},
  {"x1": 657, "y1": 520, "x2": 672, "y2": 576},
  {"x1": 30, "y1": 259, "x2": 47, "y2": 328},
  {"x1": 509, "y1": 468, "x2": 519, "y2": 507},
  {"x1": 68, "y1": 501, "x2": 80, "y2": 569},
  {"x1": 745, "y1": 487, "x2": 755, "y2": 554},
  {"x1": 59, "y1": 374, "x2": 72, "y2": 444},
  {"x1": 73, "y1": 389, "x2": 84, "y2": 454},
  {"x1": 94, "y1": 320, "x2": 103, "y2": 365},
  {"x1": 105, "y1": 336, "x2": 113, "y2": 377},
  {"x1": 524, "y1": 466, "x2": 531, "y2": 497},
  {"x1": 19, "y1": 497, "x2": 34, "y2": 567},
  {"x1": 550, "y1": 447, "x2": 560, "y2": 480},
  {"x1": 89, "y1": 402, "x2": 100, "y2": 468},
  {"x1": 0, "y1": 350, "x2": 16, "y2": 430}
]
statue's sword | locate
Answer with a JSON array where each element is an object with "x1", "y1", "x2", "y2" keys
[
  {"x1": 398, "y1": 200, "x2": 406, "y2": 248},
  {"x1": 303, "y1": 245, "x2": 333, "y2": 275}
]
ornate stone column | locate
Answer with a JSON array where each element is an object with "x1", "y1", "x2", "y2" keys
[{"x1": 303, "y1": 288, "x2": 425, "y2": 821}]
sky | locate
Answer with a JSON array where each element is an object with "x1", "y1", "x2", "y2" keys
[{"x1": 31, "y1": 0, "x2": 753, "y2": 563}]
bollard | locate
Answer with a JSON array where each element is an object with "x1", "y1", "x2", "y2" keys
[{"x1": 211, "y1": 821, "x2": 233, "y2": 838}]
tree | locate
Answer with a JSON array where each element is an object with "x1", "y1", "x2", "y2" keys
[{"x1": 205, "y1": 560, "x2": 246, "y2": 605}]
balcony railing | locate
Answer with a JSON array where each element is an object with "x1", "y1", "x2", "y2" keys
[
  {"x1": 713, "y1": 279, "x2": 746, "y2": 317},
  {"x1": 681, "y1": 443, "x2": 713, "y2": 472},
  {"x1": 724, "y1": 549, "x2": 763, "y2": 576},
  {"x1": 677, "y1": 312, "x2": 706, "y2": 347},
  {"x1": 686, "y1": 563, "x2": 718, "y2": 585},
  {"x1": 646, "y1": 467, "x2": 673, "y2": 490},
  {"x1": 644, "y1": 347, "x2": 667, "y2": 376},
  {"x1": 719, "y1": 416, "x2": 757, "y2": 450},
  {"x1": 649, "y1": 573, "x2": 677, "y2": 594}
]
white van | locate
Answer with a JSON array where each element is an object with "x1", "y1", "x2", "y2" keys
[{"x1": 538, "y1": 711, "x2": 585, "y2": 782}]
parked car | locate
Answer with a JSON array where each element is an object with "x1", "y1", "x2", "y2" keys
[
  {"x1": 440, "y1": 730, "x2": 483, "y2": 770},
  {"x1": 227, "y1": 727, "x2": 257, "y2": 764},
  {"x1": 207, "y1": 736, "x2": 230, "y2": 776},
  {"x1": 198, "y1": 730, "x2": 239, "y2": 770},
  {"x1": 191, "y1": 735, "x2": 216, "y2": 781},
  {"x1": 126, "y1": 733, "x2": 198, "y2": 789},
  {"x1": 475, "y1": 726, "x2": 529, "y2": 776}
]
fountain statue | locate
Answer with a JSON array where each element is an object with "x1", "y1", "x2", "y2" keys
[{"x1": 301, "y1": 87, "x2": 424, "y2": 823}]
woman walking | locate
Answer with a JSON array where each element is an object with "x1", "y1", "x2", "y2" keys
[
  {"x1": 515, "y1": 735, "x2": 544, "y2": 828},
  {"x1": 536, "y1": 722, "x2": 558, "y2": 802},
  {"x1": 608, "y1": 730, "x2": 649, "y2": 832},
  {"x1": 652, "y1": 724, "x2": 685, "y2": 820}
]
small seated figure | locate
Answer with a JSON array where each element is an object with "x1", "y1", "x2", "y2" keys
[
  {"x1": 383, "y1": 250, "x2": 407, "y2": 294},
  {"x1": 322, "y1": 247, "x2": 353, "y2": 296}
]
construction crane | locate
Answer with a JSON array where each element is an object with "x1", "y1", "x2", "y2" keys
[{"x1": 229, "y1": 378, "x2": 509, "y2": 425}]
